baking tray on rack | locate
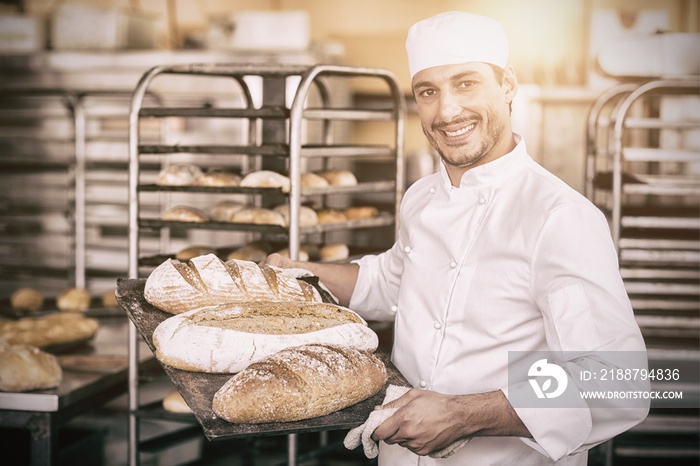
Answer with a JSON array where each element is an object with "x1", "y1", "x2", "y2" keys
[{"x1": 115, "y1": 278, "x2": 408, "y2": 441}]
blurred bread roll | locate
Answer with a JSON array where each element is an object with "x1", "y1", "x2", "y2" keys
[
  {"x1": 57, "y1": 288, "x2": 91, "y2": 313},
  {"x1": 344, "y1": 206, "x2": 379, "y2": 220},
  {"x1": 208, "y1": 200, "x2": 245, "y2": 222},
  {"x1": 194, "y1": 169, "x2": 241, "y2": 187},
  {"x1": 157, "y1": 164, "x2": 203, "y2": 186},
  {"x1": 301, "y1": 172, "x2": 330, "y2": 189},
  {"x1": 161, "y1": 206, "x2": 208, "y2": 223},
  {"x1": 102, "y1": 289, "x2": 119, "y2": 308},
  {"x1": 175, "y1": 246, "x2": 216, "y2": 261},
  {"x1": 316, "y1": 170, "x2": 357, "y2": 187},
  {"x1": 226, "y1": 242, "x2": 270, "y2": 262},
  {"x1": 240, "y1": 170, "x2": 290, "y2": 193},
  {"x1": 320, "y1": 243, "x2": 350, "y2": 262},
  {"x1": 317, "y1": 209, "x2": 347, "y2": 224},
  {"x1": 274, "y1": 248, "x2": 310, "y2": 262},
  {"x1": 0, "y1": 341, "x2": 63, "y2": 392},
  {"x1": 272, "y1": 204, "x2": 319, "y2": 227},
  {"x1": 162, "y1": 389, "x2": 193, "y2": 414},
  {"x1": 10, "y1": 288, "x2": 44, "y2": 313},
  {"x1": 231, "y1": 208, "x2": 285, "y2": 226}
]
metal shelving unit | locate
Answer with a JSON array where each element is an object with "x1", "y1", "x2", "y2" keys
[
  {"x1": 587, "y1": 77, "x2": 700, "y2": 466},
  {"x1": 127, "y1": 63, "x2": 406, "y2": 466}
]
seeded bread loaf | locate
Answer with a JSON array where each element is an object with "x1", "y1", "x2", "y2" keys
[
  {"x1": 152, "y1": 301, "x2": 378, "y2": 373},
  {"x1": 144, "y1": 254, "x2": 322, "y2": 314},
  {"x1": 212, "y1": 344, "x2": 387, "y2": 423}
]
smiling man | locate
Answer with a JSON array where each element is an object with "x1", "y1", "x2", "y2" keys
[{"x1": 264, "y1": 11, "x2": 649, "y2": 466}]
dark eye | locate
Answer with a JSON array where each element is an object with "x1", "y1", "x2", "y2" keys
[
  {"x1": 418, "y1": 88, "x2": 436, "y2": 98},
  {"x1": 457, "y1": 80, "x2": 475, "y2": 89}
]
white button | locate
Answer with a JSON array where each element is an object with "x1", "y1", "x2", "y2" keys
[
  {"x1": 449, "y1": 261, "x2": 457, "y2": 268},
  {"x1": 429, "y1": 187, "x2": 436, "y2": 194},
  {"x1": 478, "y1": 197, "x2": 487, "y2": 205},
  {"x1": 434, "y1": 322, "x2": 442, "y2": 330},
  {"x1": 419, "y1": 380, "x2": 428, "y2": 388},
  {"x1": 390, "y1": 305, "x2": 398, "y2": 313},
  {"x1": 404, "y1": 246, "x2": 411, "y2": 253}
]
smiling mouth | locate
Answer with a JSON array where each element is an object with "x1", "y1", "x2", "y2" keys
[{"x1": 443, "y1": 123, "x2": 475, "y2": 138}]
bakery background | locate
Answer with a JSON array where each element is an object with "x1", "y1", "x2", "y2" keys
[{"x1": 0, "y1": 0, "x2": 698, "y2": 465}]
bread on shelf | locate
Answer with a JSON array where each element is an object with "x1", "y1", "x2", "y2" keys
[
  {"x1": 344, "y1": 206, "x2": 379, "y2": 220},
  {"x1": 317, "y1": 209, "x2": 348, "y2": 224},
  {"x1": 161, "y1": 206, "x2": 209, "y2": 223},
  {"x1": 230, "y1": 207, "x2": 285, "y2": 226},
  {"x1": 57, "y1": 288, "x2": 91, "y2": 313},
  {"x1": 10, "y1": 287, "x2": 44, "y2": 313},
  {"x1": 208, "y1": 200, "x2": 245, "y2": 222},
  {"x1": 156, "y1": 164, "x2": 203, "y2": 186},
  {"x1": 301, "y1": 172, "x2": 330, "y2": 189},
  {"x1": 272, "y1": 204, "x2": 319, "y2": 227},
  {"x1": 0, "y1": 340, "x2": 63, "y2": 392},
  {"x1": 316, "y1": 169, "x2": 358, "y2": 187},
  {"x1": 320, "y1": 243, "x2": 350, "y2": 262},
  {"x1": 193, "y1": 169, "x2": 241, "y2": 187},
  {"x1": 240, "y1": 170, "x2": 290, "y2": 193},
  {"x1": 0, "y1": 313, "x2": 99, "y2": 349}
]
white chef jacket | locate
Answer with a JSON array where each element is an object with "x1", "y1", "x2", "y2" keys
[{"x1": 349, "y1": 135, "x2": 649, "y2": 466}]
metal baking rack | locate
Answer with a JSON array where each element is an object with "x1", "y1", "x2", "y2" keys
[
  {"x1": 586, "y1": 77, "x2": 700, "y2": 465},
  {"x1": 127, "y1": 63, "x2": 406, "y2": 466}
]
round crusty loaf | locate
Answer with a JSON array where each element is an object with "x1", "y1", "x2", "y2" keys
[
  {"x1": 10, "y1": 287, "x2": 44, "y2": 312},
  {"x1": 317, "y1": 209, "x2": 347, "y2": 224},
  {"x1": 194, "y1": 169, "x2": 241, "y2": 187},
  {"x1": 272, "y1": 204, "x2": 319, "y2": 227},
  {"x1": 209, "y1": 200, "x2": 245, "y2": 222},
  {"x1": 57, "y1": 287, "x2": 91, "y2": 312},
  {"x1": 0, "y1": 340, "x2": 63, "y2": 392},
  {"x1": 153, "y1": 301, "x2": 378, "y2": 373},
  {"x1": 230, "y1": 207, "x2": 285, "y2": 226},
  {"x1": 301, "y1": 172, "x2": 330, "y2": 189},
  {"x1": 344, "y1": 206, "x2": 379, "y2": 220},
  {"x1": 175, "y1": 245, "x2": 216, "y2": 261},
  {"x1": 144, "y1": 254, "x2": 322, "y2": 314},
  {"x1": 320, "y1": 243, "x2": 350, "y2": 262},
  {"x1": 212, "y1": 344, "x2": 387, "y2": 423},
  {"x1": 161, "y1": 206, "x2": 209, "y2": 222}
]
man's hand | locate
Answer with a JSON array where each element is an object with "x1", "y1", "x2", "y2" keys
[
  {"x1": 260, "y1": 252, "x2": 295, "y2": 268},
  {"x1": 371, "y1": 389, "x2": 530, "y2": 457}
]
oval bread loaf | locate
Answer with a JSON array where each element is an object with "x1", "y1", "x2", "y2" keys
[
  {"x1": 144, "y1": 254, "x2": 322, "y2": 314},
  {"x1": 0, "y1": 340, "x2": 63, "y2": 392},
  {"x1": 153, "y1": 301, "x2": 378, "y2": 373},
  {"x1": 212, "y1": 344, "x2": 387, "y2": 423}
]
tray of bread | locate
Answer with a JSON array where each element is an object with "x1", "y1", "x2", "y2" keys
[{"x1": 115, "y1": 253, "x2": 408, "y2": 440}]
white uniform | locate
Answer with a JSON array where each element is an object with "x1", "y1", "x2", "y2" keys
[{"x1": 349, "y1": 136, "x2": 648, "y2": 466}]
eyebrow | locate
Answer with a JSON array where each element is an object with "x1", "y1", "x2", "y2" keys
[{"x1": 412, "y1": 70, "x2": 482, "y2": 92}]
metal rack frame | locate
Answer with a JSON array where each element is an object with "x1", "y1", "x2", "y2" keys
[{"x1": 127, "y1": 63, "x2": 406, "y2": 466}]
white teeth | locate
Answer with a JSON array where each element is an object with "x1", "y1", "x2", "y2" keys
[{"x1": 445, "y1": 123, "x2": 475, "y2": 137}]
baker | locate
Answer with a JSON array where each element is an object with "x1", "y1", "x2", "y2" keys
[{"x1": 263, "y1": 11, "x2": 649, "y2": 465}]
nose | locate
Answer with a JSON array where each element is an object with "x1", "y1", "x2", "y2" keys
[{"x1": 437, "y1": 89, "x2": 462, "y2": 123}]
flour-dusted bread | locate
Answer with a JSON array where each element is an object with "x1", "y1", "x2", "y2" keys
[
  {"x1": 240, "y1": 170, "x2": 291, "y2": 193},
  {"x1": 301, "y1": 172, "x2": 330, "y2": 189},
  {"x1": 143, "y1": 254, "x2": 322, "y2": 314},
  {"x1": 0, "y1": 340, "x2": 63, "y2": 392},
  {"x1": 272, "y1": 204, "x2": 319, "y2": 227},
  {"x1": 208, "y1": 200, "x2": 245, "y2": 222},
  {"x1": 212, "y1": 344, "x2": 387, "y2": 423},
  {"x1": 0, "y1": 313, "x2": 99, "y2": 349},
  {"x1": 153, "y1": 302, "x2": 379, "y2": 373},
  {"x1": 157, "y1": 164, "x2": 203, "y2": 186}
]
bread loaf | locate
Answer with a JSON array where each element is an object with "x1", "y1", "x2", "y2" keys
[
  {"x1": 0, "y1": 313, "x2": 99, "y2": 349},
  {"x1": 301, "y1": 172, "x2": 330, "y2": 189},
  {"x1": 10, "y1": 287, "x2": 44, "y2": 312},
  {"x1": 226, "y1": 242, "x2": 270, "y2": 262},
  {"x1": 316, "y1": 170, "x2": 358, "y2": 187},
  {"x1": 0, "y1": 340, "x2": 63, "y2": 392},
  {"x1": 102, "y1": 289, "x2": 119, "y2": 308},
  {"x1": 162, "y1": 389, "x2": 193, "y2": 413},
  {"x1": 344, "y1": 206, "x2": 379, "y2": 220},
  {"x1": 153, "y1": 302, "x2": 378, "y2": 373},
  {"x1": 320, "y1": 243, "x2": 350, "y2": 262},
  {"x1": 161, "y1": 206, "x2": 209, "y2": 222},
  {"x1": 144, "y1": 254, "x2": 322, "y2": 314},
  {"x1": 57, "y1": 287, "x2": 91, "y2": 312},
  {"x1": 240, "y1": 170, "x2": 290, "y2": 193},
  {"x1": 317, "y1": 209, "x2": 347, "y2": 224},
  {"x1": 272, "y1": 204, "x2": 319, "y2": 227},
  {"x1": 175, "y1": 245, "x2": 216, "y2": 261},
  {"x1": 230, "y1": 208, "x2": 285, "y2": 226},
  {"x1": 157, "y1": 164, "x2": 203, "y2": 186},
  {"x1": 212, "y1": 344, "x2": 387, "y2": 423},
  {"x1": 194, "y1": 169, "x2": 241, "y2": 187},
  {"x1": 208, "y1": 200, "x2": 245, "y2": 222}
]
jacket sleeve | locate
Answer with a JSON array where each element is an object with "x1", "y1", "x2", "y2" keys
[{"x1": 508, "y1": 201, "x2": 650, "y2": 460}]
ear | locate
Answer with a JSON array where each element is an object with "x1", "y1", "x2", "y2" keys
[{"x1": 502, "y1": 65, "x2": 518, "y2": 104}]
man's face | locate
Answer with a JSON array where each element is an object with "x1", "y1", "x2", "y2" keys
[{"x1": 411, "y1": 62, "x2": 517, "y2": 171}]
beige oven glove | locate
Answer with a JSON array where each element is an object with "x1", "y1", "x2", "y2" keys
[{"x1": 343, "y1": 384, "x2": 471, "y2": 459}]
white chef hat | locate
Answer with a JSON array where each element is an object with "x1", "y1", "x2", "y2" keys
[{"x1": 406, "y1": 11, "x2": 509, "y2": 79}]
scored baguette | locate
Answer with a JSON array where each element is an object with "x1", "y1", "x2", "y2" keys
[
  {"x1": 153, "y1": 301, "x2": 378, "y2": 373},
  {"x1": 144, "y1": 254, "x2": 322, "y2": 314},
  {"x1": 212, "y1": 344, "x2": 387, "y2": 423}
]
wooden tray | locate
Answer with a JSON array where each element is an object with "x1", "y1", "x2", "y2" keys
[{"x1": 115, "y1": 278, "x2": 408, "y2": 441}]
